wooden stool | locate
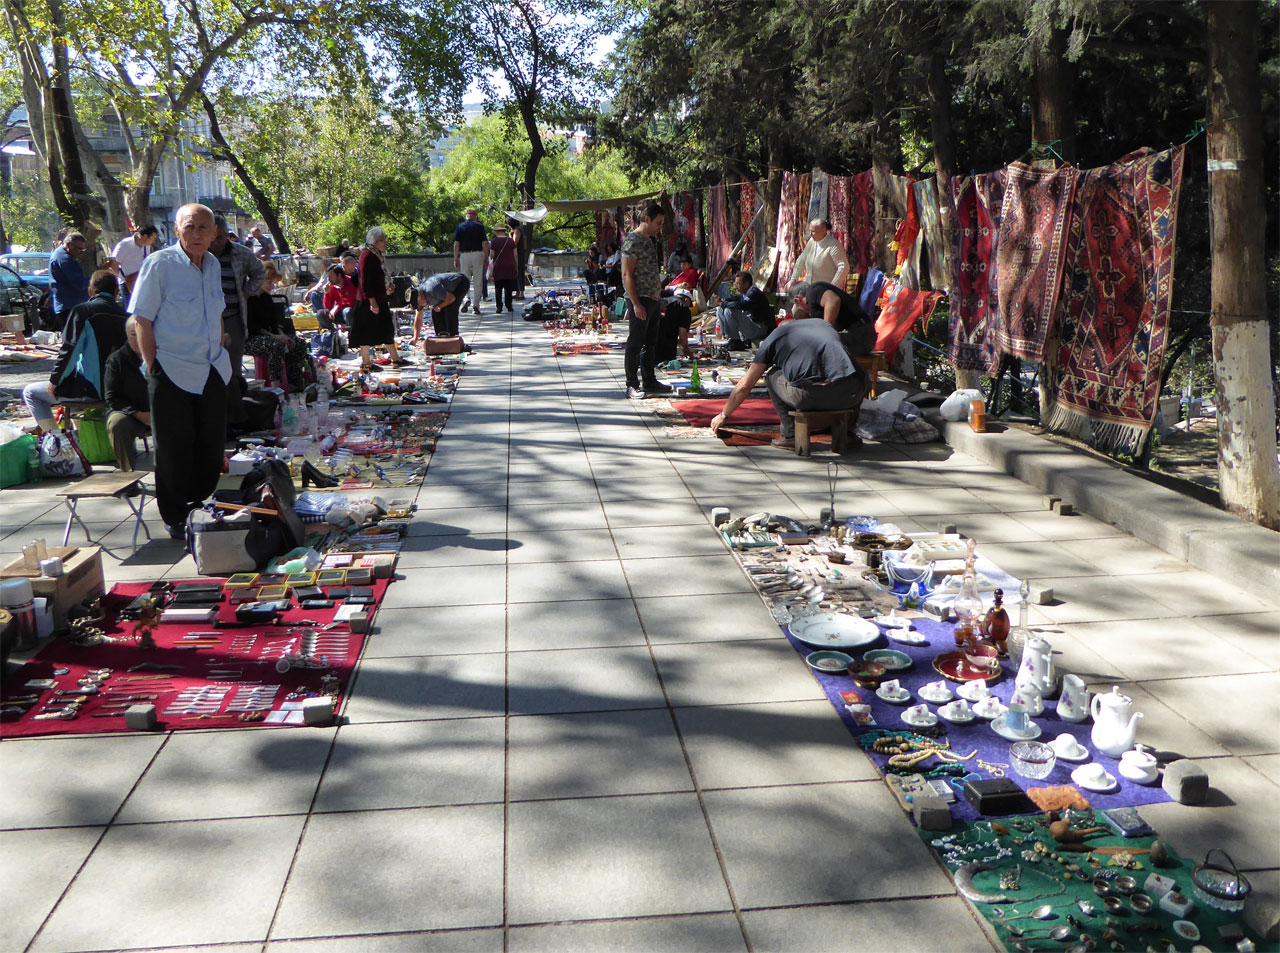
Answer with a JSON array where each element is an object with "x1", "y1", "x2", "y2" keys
[
  {"x1": 856, "y1": 350, "x2": 886, "y2": 398},
  {"x1": 790, "y1": 409, "x2": 858, "y2": 456},
  {"x1": 57, "y1": 472, "x2": 151, "y2": 552}
]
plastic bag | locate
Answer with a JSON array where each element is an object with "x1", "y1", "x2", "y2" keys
[
  {"x1": 39, "y1": 430, "x2": 90, "y2": 478},
  {"x1": 940, "y1": 388, "x2": 984, "y2": 421}
]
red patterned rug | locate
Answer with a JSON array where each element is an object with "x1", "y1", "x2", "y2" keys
[
  {"x1": 1044, "y1": 146, "x2": 1185, "y2": 453},
  {"x1": 850, "y1": 170, "x2": 877, "y2": 275},
  {"x1": 775, "y1": 172, "x2": 804, "y2": 289},
  {"x1": 708, "y1": 182, "x2": 732, "y2": 278},
  {"x1": 996, "y1": 163, "x2": 1077, "y2": 361},
  {"x1": 739, "y1": 178, "x2": 757, "y2": 270},
  {"x1": 948, "y1": 172, "x2": 1006, "y2": 375},
  {"x1": 827, "y1": 175, "x2": 851, "y2": 264}
]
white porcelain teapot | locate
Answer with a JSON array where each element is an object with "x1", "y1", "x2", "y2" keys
[
  {"x1": 1015, "y1": 634, "x2": 1056, "y2": 698},
  {"x1": 1090, "y1": 686, "x2": 1144, "y2": 758}
]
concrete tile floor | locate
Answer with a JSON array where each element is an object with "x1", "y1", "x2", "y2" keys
[{"x1": 3, "y1": 298, "x2": 1277, "y2": 952}]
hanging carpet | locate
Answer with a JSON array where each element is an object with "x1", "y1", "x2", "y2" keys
[
  {"x1": 707, "y1": 183, "x2": 733, "y2": 278},
  {"x1": 914, "y1": 178, "x2": 951, "y2": 292},
  {"x1": 995, "y1": 162, "x2": 1077, "y2": 361},
  {"x1": 947, "y1": 172, "x2": 1006, "y2": 376},
  {"x1": 827, "y1": 175, "x2": 852, "y2": 269},
  {"x1": 807, "y1": 170, "x2": 829, "y2": 224},
  {"x1": 775, "y1": 172, "x2": 804, "y2": 291},
  {"x1": 1043, "y1": 146, "x2": 1186, "y2": 454},
  {"x1": 739, "y1": 178, "x2": 758, "y2": 270},
  {"x1": 849, "y1": 170, "x2": 877, "y2": 275},
  {"x1": 890, "y1": 175, "x2": 923, "y2": 290}
]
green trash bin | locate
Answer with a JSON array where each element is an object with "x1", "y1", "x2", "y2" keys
[{"x1": 74, "y1": 408, "x2": 116, "y2": 465}]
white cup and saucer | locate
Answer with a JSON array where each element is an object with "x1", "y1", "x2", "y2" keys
[
  {"x1": 939, "y1": 698, "x2": 976, "y2": 724},
  {"x1": 918, "y1": 679, "x2": 954, "y2": 704},
  {"x1": 1049, "y1": 732, "x2": 1090, "y2": 762},
  {"x1": 902, "y1": 703, "x2": 938, "y2": 727},
  {"x1": 957, "y1": 680, "x2": 993, "y2": 703},
  {"x1": 1071, "y1": 762, "x2": 1118, "y2": 792},
  {"x1": 876, "y1": 679, "x2": 911, "y2": 705},
  {"x1": 973, "y1": 695, "x2": 1006, "y2": 720}
]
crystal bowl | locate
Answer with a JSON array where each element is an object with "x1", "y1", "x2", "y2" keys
[{"x1": 1010, "y1": 740, "x2": 1057, "y2": 779}]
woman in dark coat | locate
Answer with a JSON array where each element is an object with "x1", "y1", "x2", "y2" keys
[{"x1": 351, "y1": 226, "x2": 401, "y2": 370}]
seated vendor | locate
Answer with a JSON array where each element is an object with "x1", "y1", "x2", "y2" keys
[
  {"x1": 667, "y1": 256, "x2": 702, "y2": 293},
  {"x1": 790, "y1": 279, "x2": 875, "y2": 357},
  {"x1": 322, "y1": 263, "x2": 359, "y2": 327},
  {"x1": 709, "y1": 313, "x2": 867, "y2": 450},
  {"x1": 716, "y1": 271, "x2": 775, "y2": 350},
  {"x1": 103, "y1": 316, "x2": 151, "y2": 471},
  {"x1": 245, "y1": 265, "x2": 311, "y2": 389}
]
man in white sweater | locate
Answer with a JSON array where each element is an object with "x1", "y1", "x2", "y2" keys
[{"x1": 789, "y1": 219, "x2": 849, "y2": 291}]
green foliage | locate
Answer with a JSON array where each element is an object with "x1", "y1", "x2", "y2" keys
[{"x1": 0, "y1": 166, "x2": 62, "y2": 250}]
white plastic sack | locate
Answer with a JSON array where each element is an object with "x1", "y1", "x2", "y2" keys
[
  {"x1": 940, "y1": 388, "x2": 984, "y2": 421},
  {"x1": 39, "y1": 431, "x2": 88, "y2": 478}
]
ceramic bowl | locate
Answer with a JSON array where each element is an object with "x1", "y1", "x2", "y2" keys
[
  {"x1": 1010, "y1": 740, "x2": 1057, "y2": 779},
  {"x1": 863, "y1": 649, "x2": 912, "y2": 671},
  {"x1": 885, "y1": 560, "x2": 933, "y2": 589},
  {"x1": 805, "y1": 650, "x2": 855, "y2": 674}
]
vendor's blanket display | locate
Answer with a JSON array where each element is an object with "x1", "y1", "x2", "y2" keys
[
  {"x1": 707, "y1": 183, "x2": 733, "y2": 279},
  {"x1": 738, "y1": 178, "x2": 759, "y2": 270},
  {"x1": 775, "y1": 172, "x2": 805, "y2": 289},
  {"x1": 875, "y1": 280, "x2": 945, "y2": 362},
  {"x1": 890, "y1": 175, "x2": 923, "y2": 290},
  {"x1": 850, "y1": 170, "x2": 877, "y2": 275},
  {"x1": 669, "y1": 191, "x2": 700, "y2": 257},
  {"x1": 672, "y1": 397, "x2": 778, "y2": 429},
  {"x1": 914, "y1": 178, "x2": 951, "y2": 293},
  {"x1": 807, "y1": 169, "x2": 829, "y2": 224},
  {"x1": 553, "y1": 342, "x2": 618, "y2": 357},
  {"x1": 920, "y1": 819, "x2": 1272, "y2": 953},
  {"x1": 826, "y1": 175, "x2": 852, "y2": 267},
  {"x1": 948, "y1": 173, "x2": 1005, "y2": 375},
  {"x1": 1043, "y1": 147, "x2": 1185, "y2": 454},
  {"x1": 720, "y1": 532, "x2": 1171, "y2": 824},
  {"x1": 995, "y1": 163, "x2": 1077, "y2": 362},
  {"x1": 0, "y1": 578, "x2": 391, "y2": 738}
]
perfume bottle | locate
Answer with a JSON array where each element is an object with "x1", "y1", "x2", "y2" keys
[
  {"x1": 983, "y1": 588, "x2": 1010, "y2": 657},
  {"x1": 1008, "y1": 578, "x2": 1032, "y2": 669}
]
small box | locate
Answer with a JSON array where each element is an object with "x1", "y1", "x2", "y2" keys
[
  {"x1": 1, "y1": 546, "x2": 104, "y2": 630},
  {"x1": 317, "y1": 570, "x2": 347, "y2": 587},
  {"x1": 225, "y1": 573, "x2": 258, "y2": 588},
  {"x1": 124, "y1": 703, "x2": 157, "y2": 730},
  {"x1": 345, "y1": 568, "x2": 374, "y2": 586},
  {"x1": 301, "y1": 696, "x2": 334, "y2": 725},
  {"x1": 962, "y1": 777, "x2": 1030, "y2": 815},
  {"x1": 348, "y1": 610, "x2": 371, "y2": 633}
]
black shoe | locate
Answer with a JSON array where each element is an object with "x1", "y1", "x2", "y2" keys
[
  {"x1": 626, "y1": 386, "x2": 644, "y2": 399},
  {"x1": 302, "y1": 461, "x2": 339, "y2": 488},
  {"x1": 728, "y1": 339, "x2": 750, "y2": 351},
  {"x1": 166, "y1": 523, "x2": 185, "y2": 540},
  {"x1": 644, "y1": 381, "x2": 673, "y2": 396}
]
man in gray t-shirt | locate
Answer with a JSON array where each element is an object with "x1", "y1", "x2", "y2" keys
[
  {"x1": 620, "y1": 203, "x2": 669, "y2": 398},
  {"x1": 710, "y1": 317, "x2": 867, "y2": 449},
  {"x1": 416, "y1": 272, "x2": 469, "y2": 338}
]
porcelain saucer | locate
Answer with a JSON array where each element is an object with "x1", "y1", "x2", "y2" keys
[
  {"x1": 875, "y1": 686, "x2": 912, "y2": 705},
  {"x1": 918, "y1": 682, "x2": 955, "y2": 704},
  {"x1": 957, "y1": 681, "x2": 994, "y2": 703},
  {"x1": 902, "y1": 707, "x2": 938, "y2": 728},
  {"x1": 973, "y1": 699, "x2": 1007, "y2": 720},
  {"x1": 1049, "y1": 735, "x2": 1090, "y2": 762},
  {"x1": 1071, "y1": 764, "x2": 1118, "y2": 793},
  {"x1": 991, "y1": 712, "x2": 1042, "y2": 741},
  {"x1": 938, "y1": 704, "x2": 976, "y2": 725},
  {"x1": 887, "y1": 628, "x2": 928, "y2": 646}
]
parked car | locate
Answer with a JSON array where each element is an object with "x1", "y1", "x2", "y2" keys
[
  {"x1": 0, "y1": 262, "x2": 42, "y2": 334},
  {"x1": 0, "y1": 252, "x2": 53, "y2": 291}
]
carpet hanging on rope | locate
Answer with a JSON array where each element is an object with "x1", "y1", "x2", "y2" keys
[
  {"x1": 707, "y1": 183, "x2": 733, "y2": 278},
  {"x1": 827, "y1": 175, "x2": 852, "y2": 268},
  {"x1": 775, "y1": 173, "x2": 804, "y2": 290},
  {"x1": 739, "y1": 178, "x2": 758, "y2": 270},
  {"x1": 1043, "y1": 146, "x2": 1186, "y2": 454},
  {"x1": 850, "y1": 170, "x2": 877, "y2": 275},
  {"x1": 915, "y1": 178, "x2": 951, "y2": 293},
  {"x1": 948, "y1": 172, "x2": 1006, "y2": 376},
  {"x1": 995, "y1": 162, "x2": 1077, "y2": 361},
  {"x1": 874, "y1": 279, "x2": 945, "y2": 363}
]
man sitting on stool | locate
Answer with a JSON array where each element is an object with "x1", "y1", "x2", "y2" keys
[
  {"x1": 716, "y1": 270, "x2": 774, "y2": 349},
  {"x1": 104, "y1": 317, "x2": 151, "y2": 472},
  {"x1": 709, "y1": 314, "x2": 867, "y2": 450}
]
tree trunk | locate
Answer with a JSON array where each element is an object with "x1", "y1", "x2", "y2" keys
[
  {"x1": 871, "y1": 89, "x2": 897, "y2": 273},
  {"x1": 764, "y1": 143, "x2": 783, "y2": 242},
  {"x1": 202, "y1": 95, "x2": 292, "y2": 254},
  {"x1": 1204, "y1": 1, "x2": 1280, "y2": 528},
  {"x1": 123, "y1": 185, "x2": 155, "y2": 232},
  {"x1": 47, "y1": 0, "x2": 101, "y2": 231},
  {"x1": 0, "y1": 150, "x2": 10, "y2": 253}
]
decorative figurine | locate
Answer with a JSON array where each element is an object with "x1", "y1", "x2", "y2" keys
[{"x1": 132, "y1": 596, "x2": 160, "y2": 651}]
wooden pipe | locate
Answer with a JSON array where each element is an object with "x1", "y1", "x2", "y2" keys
[{"x1": 1049, "y1": 820, "x2": 1108, "y2": 843}]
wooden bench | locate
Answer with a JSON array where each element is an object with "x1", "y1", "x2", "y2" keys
[
  {"x1": 856, "y1": 350, "x2": 886, "y2": 398},
  {"x1": 790, "y1": 409, "x2": 859, "y2": 456},
  {"x1": 57, "y1": 472, "x2": 151, "y2": 553}
]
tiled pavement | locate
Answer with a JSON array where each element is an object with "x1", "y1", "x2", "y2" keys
[{"x1": 1, "y1": 292, "x2": 1277, "y2": 952}]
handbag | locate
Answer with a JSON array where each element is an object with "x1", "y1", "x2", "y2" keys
[
  {"x1": 39, "y1": 428, "x2": 92, "y2": 479},
  {"x1": 186, "y1": 507, "x2": 270, "y2": 574}
]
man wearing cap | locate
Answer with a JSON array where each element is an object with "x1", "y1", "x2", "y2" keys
[
  {"x1": 129, "y1": 203, "x2": 232, "y2": 538},
  {"x1": 453, "y1": 209, "x2": 489, "y2": 314}
]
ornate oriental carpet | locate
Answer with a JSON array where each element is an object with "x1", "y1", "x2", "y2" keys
[
  {"x1": 738, "y1": 178, "x2": 758, "y2": 269},
  {"x1": 807, "y1": 169, "x2": 828, "y2": 223},
  {"x1": 669, "y1": 191, "x2": 700, "y2": 256},
  {"x1": 1044, "y1": 146, "x2": 1185, "y2": 454},
  {"x1": 707, "y1": 183, "x2": 733, "y2": 278},
  {"x1": 914, "y1": 178, "x2": 950, "y2": 293},
  {"x1": 874, "y1": 279, "x2": 945, "y2": 362},
  {"x1": 947, "y1": 172, "x2": 1005, "y2": 375},
  {"x1": 775, "y1": 172, "x2": 804, "y2": 290},
  {"x1": 891, "y1": 175, "x2": 923, "y2": 290},
  {"x1": 826, "y1": 175, "x2": 852, "y2": 268},
  {"x1": 995, "y1": 162, "x2": 1077, "y2": 361},
  {"x1": 849, "y1": 170, "x2": 876, "y2": 275}
]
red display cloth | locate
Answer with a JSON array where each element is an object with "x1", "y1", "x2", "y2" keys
[
  {"x1": 995, "y1": 162, "x2": 1077, "y2": 362},
  {"x1": 849, "y1": 170, "x2": 877, "y2": 275},
  {"x1": 827, "y1": 175, "x2": 852, "y2": 267},
  {"x1": 1044, "y1": 146, "x2": 1185, "y2": 455},
  {"x1": 553, "y1": 343, "x2": 611, "y2": 356},
  {"x1": 738, "y1": 178, "x2": 757, "y2": 270},
  {"x1": 707, "y1": 183, "x2": 733, "y2": 279},
  {"x1": 672, "y1": 398, "x2": 779, "y2": 428},
  {"x1": 0, "y1": 578, "x2": 390, "y2": 738},
  {"x1": 874, "y1": 280, "x2": 945, "y2": 362}
]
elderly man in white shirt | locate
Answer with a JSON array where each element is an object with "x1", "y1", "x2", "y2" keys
[{"x1": 789, "y1": 219, "x2": 849, "y2": 290}]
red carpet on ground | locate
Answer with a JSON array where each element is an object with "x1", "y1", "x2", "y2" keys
[
  {"x1": 671, "y1": 397, "x2": 779, "y2": 428},
  {"x1": 0, "y1": 578, "x2": 389, "y2": 738}
]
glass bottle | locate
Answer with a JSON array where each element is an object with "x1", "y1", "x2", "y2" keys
[
  {"x1": 1008, "y1": 578, "x2": 1032, "y2": 669},
  {"x1": 690, "y1": 359, "x2": 701, "y2": 394},
  {"x1": 984, "y1": 588, "x2": 1010, "y2": 656},
  {"x1": 953, "y1": 563, "x2": 983, "y2": 648}
]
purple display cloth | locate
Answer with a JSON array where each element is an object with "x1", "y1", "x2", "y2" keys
[{"x1": 780, "y1": 615, "x2": 1171, "y2": 824}]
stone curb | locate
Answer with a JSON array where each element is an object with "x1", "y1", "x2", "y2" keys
[{"x1": 935, "y1": 419, "x2": 1280, "y2": 601}]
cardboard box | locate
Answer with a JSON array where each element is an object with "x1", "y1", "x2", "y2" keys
[{"x1": 0, "y1": 546, "x2": 105, "y2": 630}]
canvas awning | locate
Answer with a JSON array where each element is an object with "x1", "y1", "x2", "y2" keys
[{"x1": 505, "y1": 190, "x2": 661, "y2": 223}]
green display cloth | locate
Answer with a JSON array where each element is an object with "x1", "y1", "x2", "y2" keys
[{"x1": 917, "y1": 816, "x2": 1274, "y2": 952}]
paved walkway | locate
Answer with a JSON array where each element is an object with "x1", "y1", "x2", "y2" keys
[{"x1": 1, "y1": 294, "x2": 1277, "y2": 952}]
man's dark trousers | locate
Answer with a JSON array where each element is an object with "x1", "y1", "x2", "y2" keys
[
  {"x1": 149, "y1": 364, "x2": 227, "y2": 527},
  {"x1": 766, "y1": 368, "x2": 867, "y2": 439},
  {"x1": 623, "y1": 295, "x2": 663, "y2": 389}
]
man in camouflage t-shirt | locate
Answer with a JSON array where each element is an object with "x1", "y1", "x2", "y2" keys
[{"x1": 620, "y1": 203, "x2": 670, "y2": 398}]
